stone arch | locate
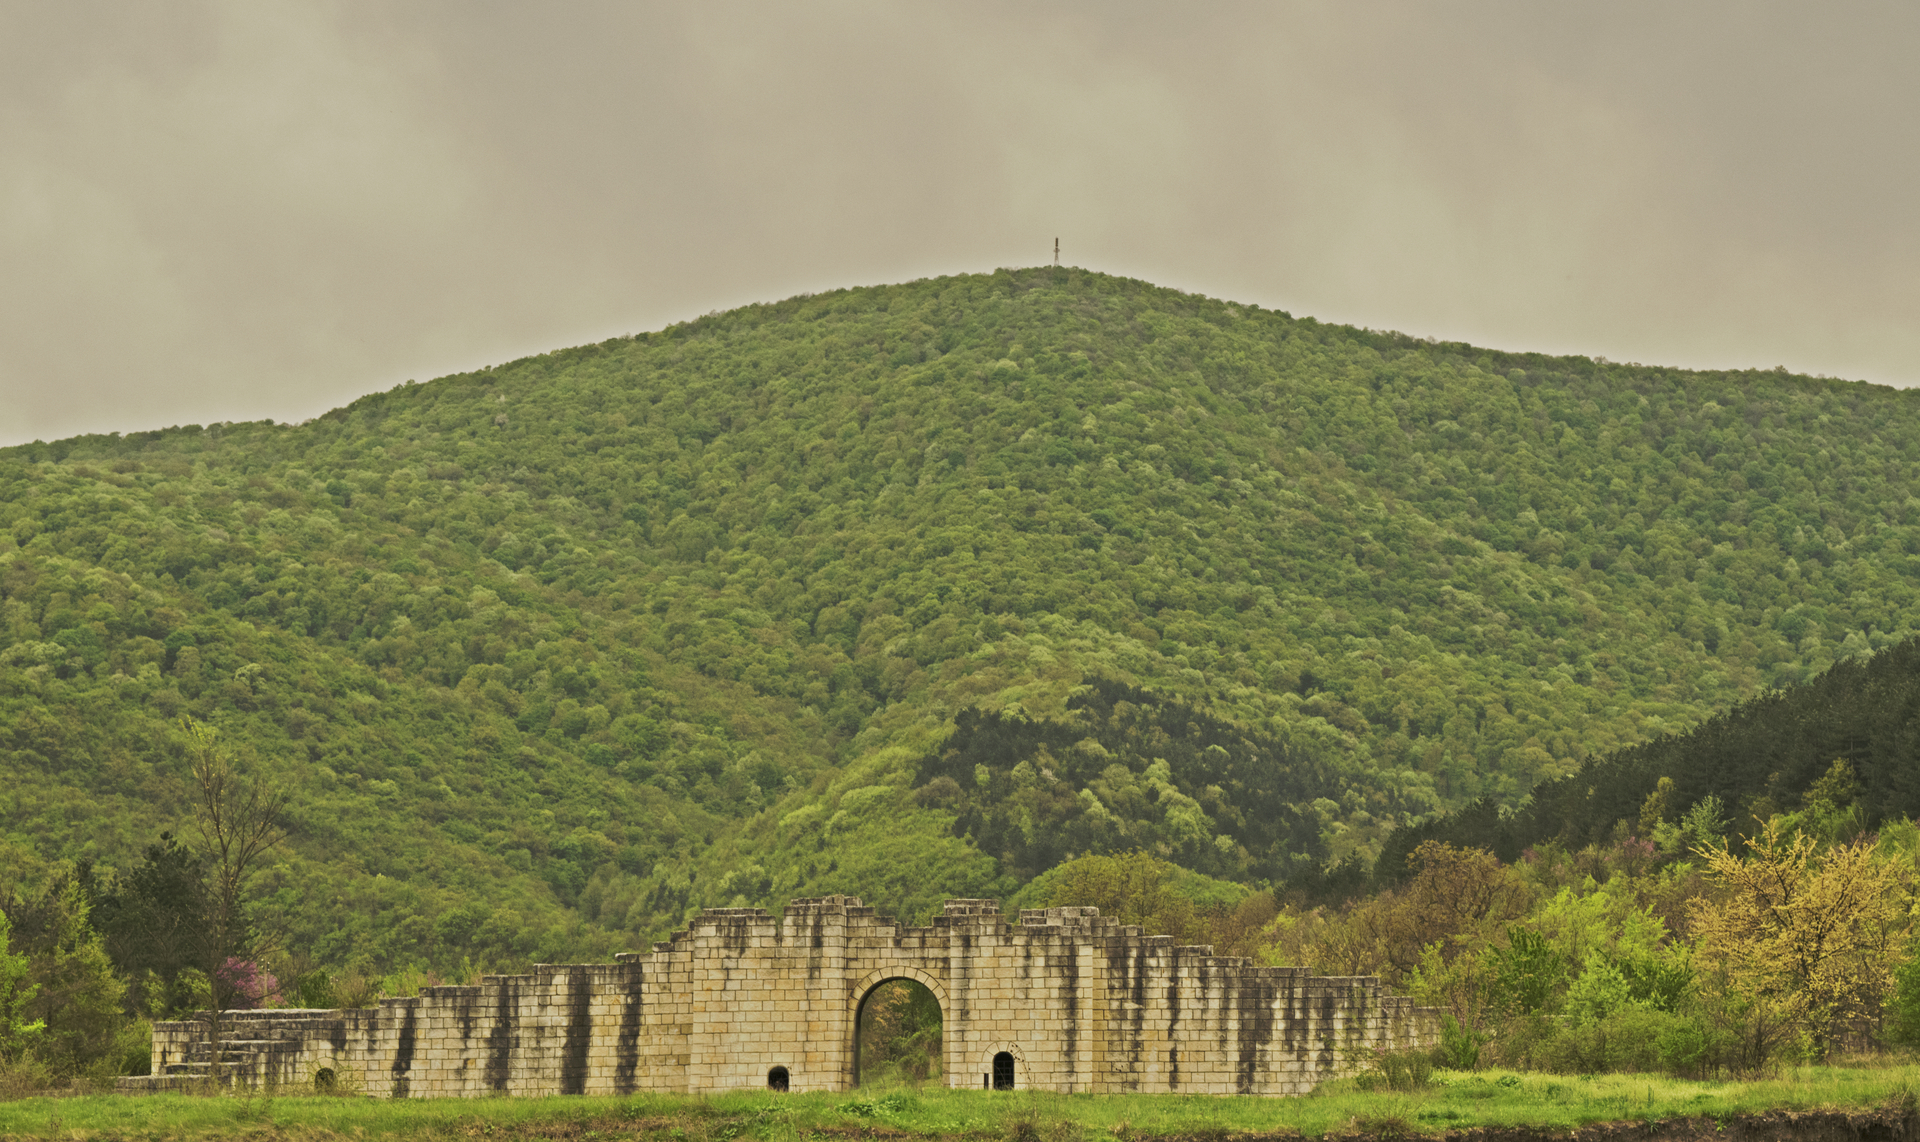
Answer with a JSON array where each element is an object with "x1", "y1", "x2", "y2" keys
[
  {"x1": 846, "y1": 966, "x2": 950, "y2": 1087},
  {"x1": 845, "y1": 965, "x2": 948, "y2": 1010},
  {"x1": 976, "y1": 1042, "x2": 1025, "y2": 1091},
  {"x1": 976, "y1": 1041, "x2": 1025, "y2": 1065}
]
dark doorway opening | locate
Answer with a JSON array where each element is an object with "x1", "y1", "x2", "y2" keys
[
  {"x1": 767, "y1": 1066, "x2": 789, "y2": 1092},
  {"x1": 992, "y1": 1051, "x2": 1015, "y2": 1090},
  {"x1": 854, "y1": 979, "x2": 943, "y2": 1087}
]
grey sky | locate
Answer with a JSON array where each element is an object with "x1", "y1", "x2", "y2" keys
[{"x1": 3, "y1": 1, "x2": 1916, "y2": 446}]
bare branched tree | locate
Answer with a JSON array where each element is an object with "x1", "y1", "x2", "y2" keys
[{"x1": 182, "y1": 717, "x2": 287, "y2": 1075}]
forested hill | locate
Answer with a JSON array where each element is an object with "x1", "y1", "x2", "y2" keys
[
  {"x1": 4, "y1": 266, "x2": 1920, "y2": 973},
  {"x1": 1382, "y1": 635, "x2": 1920, "y2": 872}
]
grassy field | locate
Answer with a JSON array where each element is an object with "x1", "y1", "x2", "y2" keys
[{"x1": 1, "y1": 1065, "x2": 1917, "y2": 1142}]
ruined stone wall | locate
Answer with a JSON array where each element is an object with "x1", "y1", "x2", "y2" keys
[
  {"x1": 145, "y1": 964, "x2": 646, "y2": 1097},
  {"x1": 134, "y1": 897, "x2": 1437, "y2": 1098},
  {"x1": 1007, "y1": 906, "x2": 1432, "y2": 1096}
]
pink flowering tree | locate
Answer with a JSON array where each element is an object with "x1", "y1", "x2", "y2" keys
[{"x1": 215, "y1": 958, "x2": 281, "y2": 1010}]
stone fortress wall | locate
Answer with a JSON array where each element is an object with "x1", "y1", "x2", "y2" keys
[{"x1": 128, "y1": 897, "x2": 1439, "y2": 1098}]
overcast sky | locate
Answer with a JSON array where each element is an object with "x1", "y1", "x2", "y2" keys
[{"x1": 3, "y1": 1, "x2": 1916, "y2": 446}]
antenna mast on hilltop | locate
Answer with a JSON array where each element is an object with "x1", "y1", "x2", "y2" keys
[{"x1": 1054, "y1": 237, "x2": 1060, "y2": 266}]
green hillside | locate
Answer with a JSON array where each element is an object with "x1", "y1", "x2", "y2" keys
[
  {"x1": 4, "y1": 266, "x2": 1919, "y2": 972},
  {"x1": 1384, "y1": 635, "x2": 1920, "y2": 872}
]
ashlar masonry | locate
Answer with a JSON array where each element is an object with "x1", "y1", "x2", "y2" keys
[{"x1": 127, "y1": 897, "x2": 1439, "y2": 1097}]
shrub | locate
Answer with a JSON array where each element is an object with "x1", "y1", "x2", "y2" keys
[
  {"x1": 112, "y1": 1019, "x2": 152, "y2": 1077},
  {"x1": 1356, "y1": 1048, "x2": 1434, "y2": 1091},
  {"x1": 0, "y1": 1052, "x2": 54, "y2": 1101},
  {"x1": 1381, "y1": 1049, "x2": 1434, "y2": 1091},
  {"x1": 1653, "y1": 1014, "x2": 1725, "y2": 1079},
  {"x1": 1491, "y1": 928, "x2": 1564, "y2": 1016},
  {"x1": 1432, "y1": 1014, "x2": 1488, "y2": 1071},
  {"x1": 1533, "y1": 1007, "x2": 1681, "y2": 1074},
  {"x1": 1884, "y1": 942, "x2": 1920, "y2": 1047}
]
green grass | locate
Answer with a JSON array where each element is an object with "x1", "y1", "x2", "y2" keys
[{"x1": 2, "y1": 1066, "x2": 1917, "y2": 1141}]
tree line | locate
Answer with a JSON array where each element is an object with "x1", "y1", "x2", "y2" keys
[
  {"x1": 1051, "y1": 766, "x2": 1920, "y2": 1078},
  {"x1": 1, "y1": 719, "x2": 288, "y2": 1087}
]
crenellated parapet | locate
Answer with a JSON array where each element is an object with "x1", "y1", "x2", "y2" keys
[{"x1": 124, "y1": 897, "x2": 1437, "y2": 1098}]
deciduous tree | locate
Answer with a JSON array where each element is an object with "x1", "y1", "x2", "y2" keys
[
  {"x1": 1690, "y1": 821, "x2": 1907, "y2": 1060},
  {"x1": 0, "y1": 909, "x2": 43, "y2": 1060},
  {"x1": 182, "y1": 717, "x2": 287, "y2": 1062}
]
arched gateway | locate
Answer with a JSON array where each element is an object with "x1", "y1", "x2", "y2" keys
[{"x1": 129, "y1": 897, "x2": 1438, "y2": 1098}]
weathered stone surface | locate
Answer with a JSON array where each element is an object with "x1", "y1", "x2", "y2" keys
[{"x1": 122, "y1": 898, "x2": 1438, "y2": 1098}]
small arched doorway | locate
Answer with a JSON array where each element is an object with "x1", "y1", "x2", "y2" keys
[
  {"x1": 991, "y1": 1051, "x2": 1015, "y2": 1091},
  {"x1": 854, "y1": 978, "x2": 943, "y2": 1088},
  {"x1": 767, "y1": 1066, "x2": 790, "y2": 1092}
]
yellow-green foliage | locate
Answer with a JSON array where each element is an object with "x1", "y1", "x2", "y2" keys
[
  {"x1": 6, "y1": 267, "x2": 1920, "y2": 979},
  {"x1": 1692, "y1": 822, "x2": 1907, "y2": 1064},
  {"x1": 0, "y1": 910, "x2": 44, "y2": 1059},
  {"x1": 1249, "y1": 809, "x2": 1920, "y2": 1078}
]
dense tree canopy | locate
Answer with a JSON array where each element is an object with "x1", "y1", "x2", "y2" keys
[
  {"x1": 1386, "y1": 639, "x2": 1920, "y2": 870},
  {"x1": 4, "y1": 267, "x2": 1920, "y2": 977}
]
